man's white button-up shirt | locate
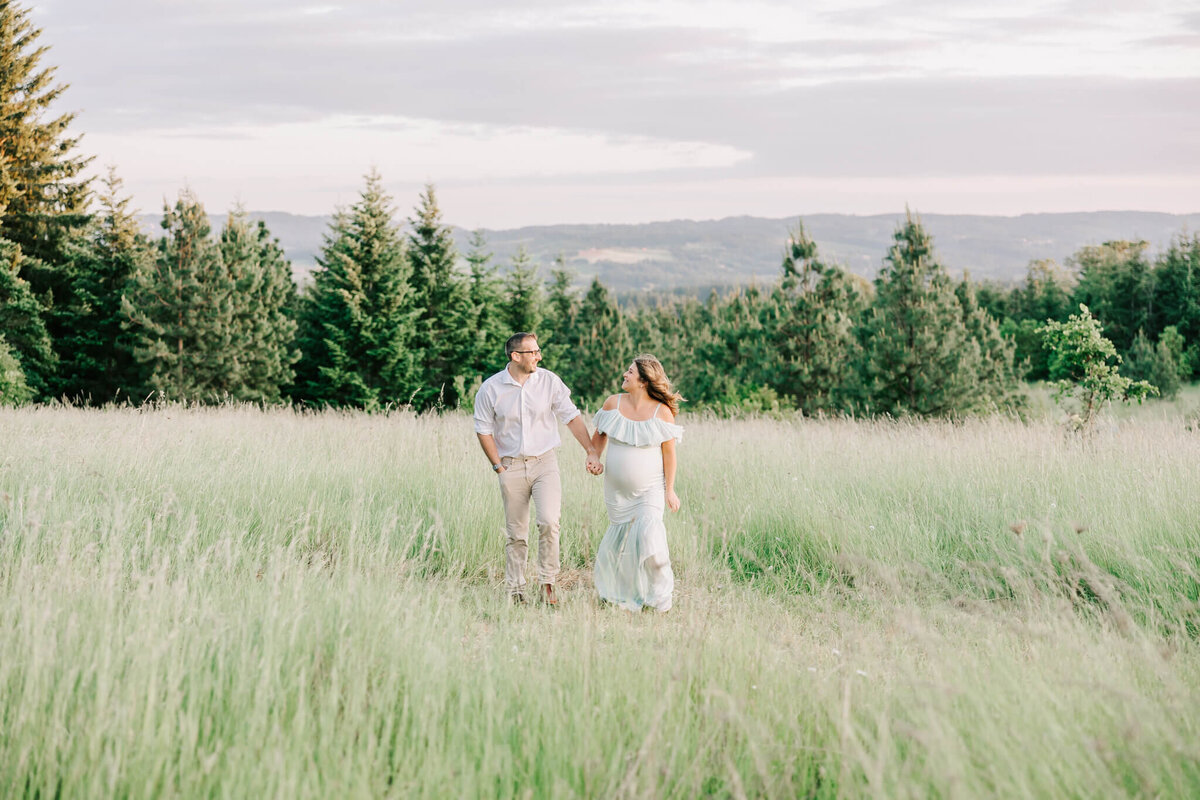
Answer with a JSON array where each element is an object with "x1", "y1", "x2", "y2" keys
[{"x1": 473, "y1": 367, "x2": 581, "y2": 458}]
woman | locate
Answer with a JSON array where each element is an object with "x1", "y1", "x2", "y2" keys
[{"x1": 589, "y1": 354, "x2": 683, "y2": 612}]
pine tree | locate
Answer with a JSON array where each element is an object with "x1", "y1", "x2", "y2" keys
[
  {"x1": 463, "y1": 230, "x2": 506, "y2": 379},
  {"x1": 709, "y1": 284, "x2": 786, "y2": 409},
  {"x1": 218, "y1": 209, "x2": 299, "y2": 402},
  {"x1": 956, "y1": 278, "x2": 1021, "y2": 411},
  {"x1": 771, "y1": 222, "x2": 865, "y2": 414},
  {"x1": 406, "y1": 184, "x2": 473, "y2": 409},
  {"x1": 543, "y1": 258, "x2": 579, "y2": 381},
  {"x1": 0, "y1": 238, "x2": 54, "y2": 397},
  {"x1": 1125, "y1": 327, "x2": 1183, "y2": 400},
  {"x1": 624, "y1": 295, "x2": 714, "y2": 407},
  {"x1": 857, "y1": 211, "x2": 1010, "y2": 417},
  {"x1": 1152, "y1": 233, "x2": 1200, "y2": 378},
  {"x1": 501, "y1": 245, "x2": 543, "y2": 334},
  {"x1": 0, "y1": 0, "x2": 92, "y2": 293},
  {"x1": 1071, "y1": 240, "x2": 1155, "y2": 355},
  {"x1": 54, "y1": 168, "x2": 151, "y2": 402},
  {"x1": 121, "y1": 190, "x2": 234, "y2": 401},
  {"x1": 570, "y1": 277, "x2": 632, "y2": 402},
  {"x1": 294, "y1": 170, "x2": 418, "y2": 409}
]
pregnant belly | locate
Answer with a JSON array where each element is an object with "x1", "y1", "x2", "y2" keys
[{"x1": 605, "y1": 442, "x2": 665, "y2": 499}]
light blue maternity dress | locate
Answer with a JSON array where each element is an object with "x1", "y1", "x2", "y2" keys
[{"x1": 592, "y1": 399, "x2": 683, "y2": 612}]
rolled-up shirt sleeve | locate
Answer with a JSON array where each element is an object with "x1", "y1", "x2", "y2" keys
[
  {"x1": 473, "y1": 384, "x2": 495, "y2": 435},
  {"x1": 550, "y1": 374, "x2": 581, "y2": 424}
]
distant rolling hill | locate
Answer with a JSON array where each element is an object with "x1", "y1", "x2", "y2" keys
[{"x1": 138, "y1": 211, "x2": 1200, "y2": 292}]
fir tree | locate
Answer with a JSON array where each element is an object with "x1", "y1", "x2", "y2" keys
[
  {"x1": 406, "y1": 184, "x2": 472, "y2": 409},
  {"x1": 1124, "y1": 327, "x2": 1183, "y2": 400},
  {"x1": 0, "y1": 238, "x2": 54, "y2": 397},
  {"x1": 463, "y1": 230, "x2": 506, "y2": 379},
  {"x1": 218, "y1": 209, "x2": 299, "y2": 402},
  {"x1": 1151, "y1": 234, "x2": 1200, "y2": 378},
  {"x1": 501, "y1": 245, "x2": 543, "y2": 334},
  {"x1": 0, "y1": 0, "x2": 92, "y2": 296},
  {"x1": 711, "y1": 285, "x2": 783, "y2": 408},
  {"x1": 857, "y1": 211, "x2": 1009, "y2": 417},
  {"x1": 543, "y1": 258, "x2": 579, "y2": 380},
  {"x1": 121, "y1": 190, "x2": 234, "y2": 401},
  {"x1": 771, "y1": 222, "x2": 864, "y2": 414},
  {"x1": 571, "y1": 277, "x2": 632, "y2": 402},
  {"x1": 956, "y1": 278, "x2": 1021, "y2": 412},
  {"x1": 1071, "y1": 240, "x2": 1155, "y2": 355},
  {"x1": 294, "y1": 170, "x2": 418, "y2": 409},
  {"x1": 54, "y1": 167, "x2": 151, "y2": 402}
]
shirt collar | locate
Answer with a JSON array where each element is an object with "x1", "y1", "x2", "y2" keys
[{"x1": 500, "y1": 366, "x2": 530, "y2": 387}]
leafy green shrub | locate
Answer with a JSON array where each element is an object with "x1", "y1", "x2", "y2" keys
[
  {"x1": 1039, "y1": 304, "x2": 1156, "y2": 431},
  {"x1": 0, "y1": 335, "x2": 32, "y2": 406}
]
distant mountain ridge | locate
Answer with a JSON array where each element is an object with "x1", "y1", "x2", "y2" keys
[{"x1": 137, "y1": 211, "x2": 1200, "y2": 292}]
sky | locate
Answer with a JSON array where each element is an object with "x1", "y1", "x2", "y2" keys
[{"x1": 33, "y1": 0, "x2": 1200, "y2": 228}]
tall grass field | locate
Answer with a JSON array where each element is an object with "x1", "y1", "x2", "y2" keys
[{"x1": 2, "y1": 401, "x2": 1199, "y2": 798}]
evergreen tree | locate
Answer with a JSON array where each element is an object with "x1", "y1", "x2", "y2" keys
[
  {"x1": 1124, "y1": 329, "x2": 1156, "y2": 384},
  {"x1": 54, "y1": 168, "x2": 151, "y2": 402},
  {"x1": 972, "y1": 281, "x2": 1011, "y2": 322},
  {"x1": 570, "y1": 277, "x2": 632, "y2": 402},
  {"x1": 857, "y1": 212, "x2": 1012, "y2": 417},
  {"x1": 543, "y1": 258, "x2": 579, "y2": 381},
  {"x1": 625, "y1": 295, "x2": 709, "y2": 407},
  {"x1": 0, "y1": 238, "x2": 54, "y2": 397},
  {"x1": 501, "y1": 245, "x2": 543, "y2": 334},
  {"x1": 0, "y1": 332, "x2": 31, "y2": 404},
  {"x1": 121, "y1": 191, "x2": 234, "y2": 402},
  {"x1": 770, "y1": 222, "x2": 864, "y2": 414},
  {"x1": 294, "y1": 170, "x2": 418, "y2": 409},
  {"x1": 1011, "y1": 259, "x2": 1075, "y2": 323},
  {"x1": 0, "y1": 0, "x2": 92, "y2": 299},
  {"x1": 996, "y1": 259, "x2": 1075, "y2": 381},
  {"x1": 406, "y1": 184, "x2": 472, "y2": 409},
  {"x1": 1071, "y1": 240, "x2": 1155, "y2": 355},
  {"x1": 1125, "y1": 327, "x2": 1183, "y2": 400},
  {"x1": 463, "y1": 230, "x2": 506, "y2": 379},
  {"x1": 956, "y1": 278, "x2": 1021, "y2": 411},
  {"x1": 1152, "y1": 234, "x2": 1200, "y2": 378},
  {"x1": 218, "y1": 209, "x2": 299, "y2": 402},
  {"x1": 121, "y1": 190, "x2": 234, "y2": 401}
]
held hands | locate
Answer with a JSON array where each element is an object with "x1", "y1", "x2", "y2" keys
[
  {"x1": 666, "y1": 490, "x2": 681, "y2": 512},
  {"x1": 585, "y1": 452, "x2": 604, "y2": 476}
]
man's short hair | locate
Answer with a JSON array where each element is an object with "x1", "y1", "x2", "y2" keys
[{"x1": 505, "y1": 332, "x2": 537, "y2": 358}]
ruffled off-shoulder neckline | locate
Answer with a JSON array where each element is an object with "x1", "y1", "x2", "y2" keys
[{"x1": 593, "y1": 408, "x2": 683, "y2": 446}]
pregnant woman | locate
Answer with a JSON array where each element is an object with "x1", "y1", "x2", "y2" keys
[{"x1": 589, "y1": 354, "x2": 684, "y2": 612}]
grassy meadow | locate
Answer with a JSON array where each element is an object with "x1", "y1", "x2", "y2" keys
[{"x1": 2, "y1": 398, "x2": 1200, "y2": 798}]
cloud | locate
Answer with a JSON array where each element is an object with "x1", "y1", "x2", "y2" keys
[
  {"x1": 35, "y1": 0, "x2": 1200, "y2": 222},
  {"x1": 1142, "y1": 34, "x2": 1200, "y2": 48}
]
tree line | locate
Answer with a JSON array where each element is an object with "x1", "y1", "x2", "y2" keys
[{"x1": 1, "y1": 0, "x2": 1197, "y2": 416}]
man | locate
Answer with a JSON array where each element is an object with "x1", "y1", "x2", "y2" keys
[{"x1": 474, "y1": 332, "x2": 602, "y2": 605}]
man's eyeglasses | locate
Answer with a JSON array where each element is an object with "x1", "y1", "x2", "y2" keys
[{"x1": 513, "y1": 349, "x2": 541, "y2": 356}]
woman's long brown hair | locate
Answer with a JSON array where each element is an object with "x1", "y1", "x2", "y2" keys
[{"x1": 633, "y1": 354, "x2": 683, "y2": 417}]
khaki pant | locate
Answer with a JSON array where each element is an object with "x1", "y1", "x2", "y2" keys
[{"x1": 498, "y1": 450, "x2": 562, "y2": 592}]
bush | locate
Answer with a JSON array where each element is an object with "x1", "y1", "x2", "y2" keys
[{"x1": 0, "y1": 335, "x2": 32, "y2": 406}]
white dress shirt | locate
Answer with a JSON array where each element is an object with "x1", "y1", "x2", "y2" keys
[{"x1": 473, "y1": 367, "x2": 581, "y2": 458}]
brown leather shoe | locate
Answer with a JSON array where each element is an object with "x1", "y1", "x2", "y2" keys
[
  {"x1": 541, "y1": 583, "x2": 558, "y2": 606},
  {"x1": 511, "y1": 591, "x2": 527, "y2": 606}
]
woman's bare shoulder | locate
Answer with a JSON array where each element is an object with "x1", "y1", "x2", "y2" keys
[
  {"x1": 655, "y1": 403, "x2": 675, "y2": 423},
  {"x1": 600, "y1": 394, "x2": 620, "y2": 411}
]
